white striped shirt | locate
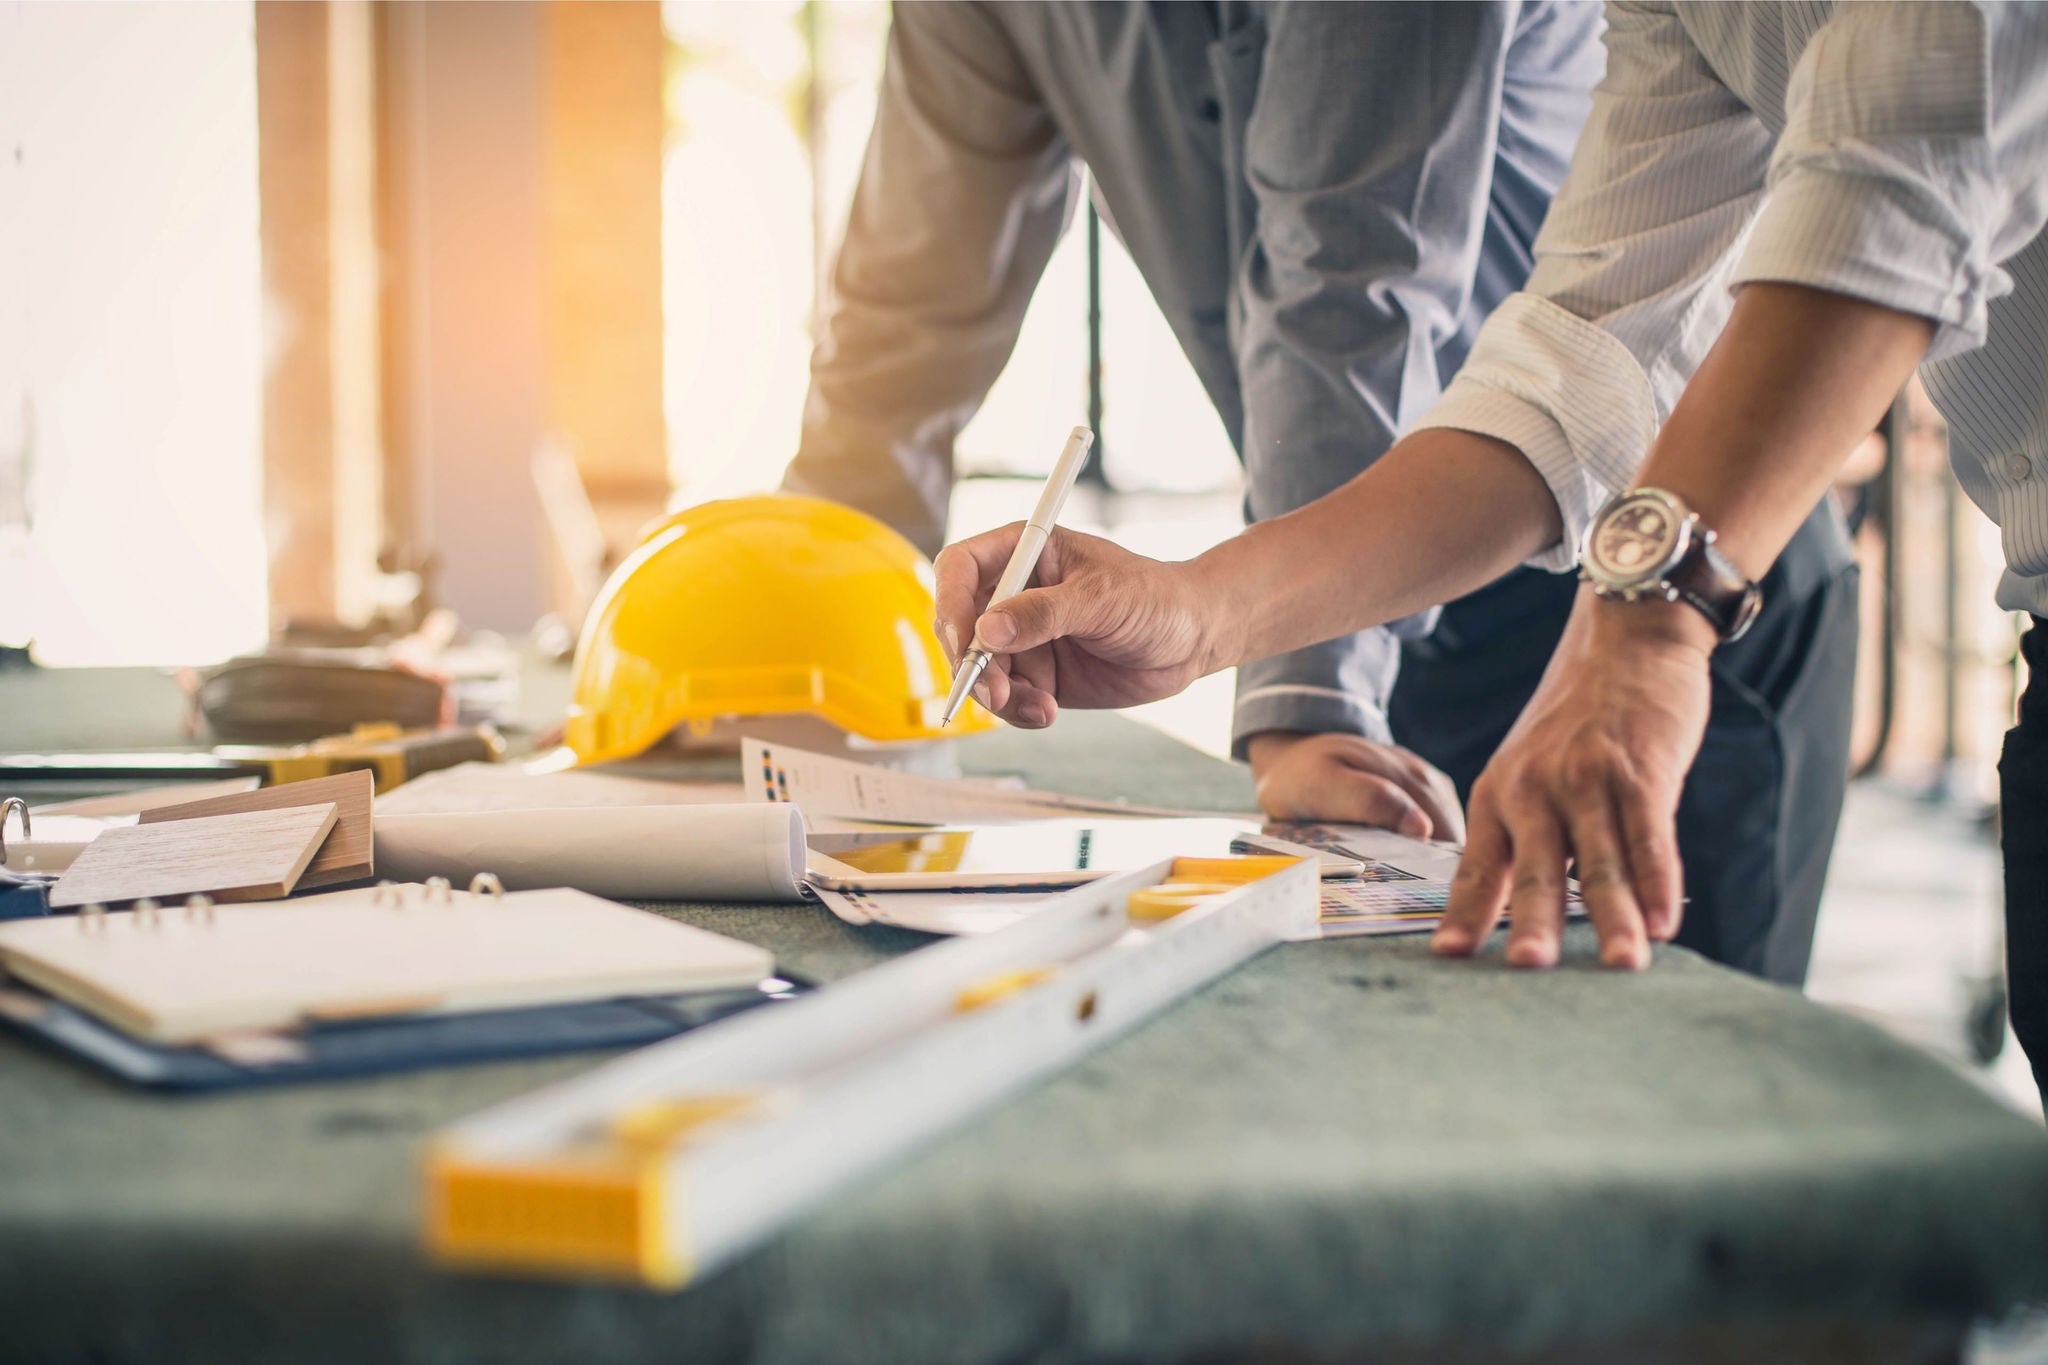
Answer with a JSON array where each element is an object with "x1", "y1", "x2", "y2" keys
[{"x1": 1414, "y1": 1, "x2": 2048, "y2": 615}]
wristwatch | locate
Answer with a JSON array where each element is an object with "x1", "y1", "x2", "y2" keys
[{"x1": 1578, "y1": 489, "x2": 1762, "y2": 642}]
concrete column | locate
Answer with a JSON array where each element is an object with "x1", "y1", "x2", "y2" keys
[
  {"x1": 255, "y1": 0, "x2": 382, "y2": 628},
  {"x1": 377, "y1": 0, "x2": 665, "y2": 633}
]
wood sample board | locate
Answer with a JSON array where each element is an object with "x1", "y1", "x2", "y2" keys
[
  {"x1": 49, "y1": 805, "x2": 339, "y2": 909},
  {"x1": 139, "y1": 769, "x2": 373, "y2": 889},
  {"x1": 31, "y1": 777, "x2": 263, "y2": 818}
]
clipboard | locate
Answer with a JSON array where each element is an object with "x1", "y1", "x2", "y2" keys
[
  {"x1": 0, "y1": 975, "x2": 807, "y2": 1092},
  {"x1": 0, "y1": 873, "x2": 800, "y2": 1088}
]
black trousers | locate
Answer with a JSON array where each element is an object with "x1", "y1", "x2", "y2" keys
[
  {"x1": 1388, "y1": 501, "x2": 1861, "y2": 985},
  {"x1": 2002, "y1": 619, "x2": 2048, "y2": 1101}
]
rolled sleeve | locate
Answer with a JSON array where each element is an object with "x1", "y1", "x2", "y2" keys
[
  {"x1": 1410, "y1": 293, "x2": 1659, "y2": 570},
  {"x1": 1398, "y1": 1, "x2": 1770, "y2": 573},
  {"x1": 1232, "y1": 637, "x2": 1400, "y2": 757},
  {"x1": 1733, "y1": 165, "x2": 2000, "y2": 360},
  {"x1": 1732, "y1": 1, "x2": 2017, "y2": 363}
]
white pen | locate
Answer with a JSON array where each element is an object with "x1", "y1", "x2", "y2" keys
[{"x1": 941, "y1": 425, "x2": 1096, "y2": 726}]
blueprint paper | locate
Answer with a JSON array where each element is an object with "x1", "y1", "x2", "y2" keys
[
  {"x1": 743, "y1": 739, "x2": 1211, "y2": 825},
  {"x1": 376, "y1": 803, "x2": 809, "y2": 902}
]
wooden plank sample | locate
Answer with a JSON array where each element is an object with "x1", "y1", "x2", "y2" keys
[
  {"x1": 32, "y1": 776, "x2": 263, "y2": 818},
  {"x1": 50, "y1": 805, "x2": 339, "y2": 909},
  {"x1": 139, "y1": 769, "x2": 373, "y2": 889}
]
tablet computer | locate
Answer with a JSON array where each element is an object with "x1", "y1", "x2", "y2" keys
[{"x1": 804, "y1": 818, "x2": 1362, "y2": 892}]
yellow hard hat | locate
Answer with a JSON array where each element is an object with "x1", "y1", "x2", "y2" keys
[{"x1": 564, "y1": 494, "x2": 994, "y2": 764}]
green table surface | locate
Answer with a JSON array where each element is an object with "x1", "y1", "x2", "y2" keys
[{"x1": 2, "y1": 669, "x2": 2047, "y2": 1363}]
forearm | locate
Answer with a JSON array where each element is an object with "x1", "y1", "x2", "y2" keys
[
  {"x1": 1193, "y1": 282, "x2": 1934, "y2": 673},
  {"x1": 1194, "y1": 427, "x2": 1559, "y2": 670},
  {"x1": 1634, "y1": 282, "x2": 1932, "y2": 579}
]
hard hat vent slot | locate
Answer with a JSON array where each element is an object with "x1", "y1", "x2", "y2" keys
[{"x1": 683, "y1": 668, "x2": 826, "y2": 706}]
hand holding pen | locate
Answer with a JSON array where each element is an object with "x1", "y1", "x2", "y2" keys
[{"x1": 933, "y1": 427, "x2": 1225, "y2": 730}]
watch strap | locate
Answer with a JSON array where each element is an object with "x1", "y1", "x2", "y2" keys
[{"x1": 1668, "y1": 530, "x2": 1761, "y2": 642}]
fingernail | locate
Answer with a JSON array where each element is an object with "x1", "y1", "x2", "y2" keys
[
  {"x1": 940, "y1": 622, "x2": 960, "y2": 660},
  {"x1": 1649, "y1": 902, "x2": 1682, "y2": 941},
  {"x1": 979, "y1": 612, "x2": 1016, "y2": 649},
  {"x1": 972, "y1": 681, "x2": 991, "y2": 709},
  {"x1": 1604, "y1": 940, "x2": 1650, "y2": 970},
  {"x1": 1431, "y1": 928, "x2": 1469, "y2": 955},
  {"x1": 1401, "y1": 810, "x2": 1430, "y2": 839},
  {"x1": 1020, "y1": 701, "x2": 1047, "y2": 727}
]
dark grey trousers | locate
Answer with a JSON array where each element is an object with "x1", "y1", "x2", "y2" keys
[
  {"x1": 2001, "y1": 619, "x2": 2048, "y2": 1102},
  {"x1": 1388, "y1": 501, "x2": 1860, "y2": 985}
]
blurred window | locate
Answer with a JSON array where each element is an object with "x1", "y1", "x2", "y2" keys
[
  {"x1": 0, "y1": 0, "x2": 266, "y2": 665},
  {"x1": 659, "y1": 1, "x2": 1237, "y2": 505}
]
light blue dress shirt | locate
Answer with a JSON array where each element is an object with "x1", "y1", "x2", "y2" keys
[{"x1": 787, "y1": 1, "x2": 1604, "y2": 753}]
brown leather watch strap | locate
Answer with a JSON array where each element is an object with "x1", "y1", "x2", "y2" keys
[{"x1": 1669, "y1": 533, "x2": 1762, "y2": 642}]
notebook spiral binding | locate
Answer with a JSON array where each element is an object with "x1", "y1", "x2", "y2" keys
[
  {"x1": 0, "y1": 798, "x2": 55, "y2": 919},
  {"x1": 69, "y1": 872, "x2": 514, "y2": 930}
]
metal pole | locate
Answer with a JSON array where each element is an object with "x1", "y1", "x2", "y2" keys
[
  {"x1": 802, "y1": 1, "x2": 829, "y2": 329},
  {"x1": 1854, "y1": 396, "x2": 1905, "y2": 779},
  {"x1": 1082, "y1": 195, "x2": 1106, "y2": 487},
  {"x1": 1938, "y1": 433, "x2": 1962, "y2": 800}
]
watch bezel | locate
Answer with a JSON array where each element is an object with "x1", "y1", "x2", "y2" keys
[{"x1": 1582, "y1": 489, "x2": 1694, "y2": 592}]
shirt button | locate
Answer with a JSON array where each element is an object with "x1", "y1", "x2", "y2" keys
[{"x1": 2006, "y1": 452, "x2": 2034, "y2": 482}]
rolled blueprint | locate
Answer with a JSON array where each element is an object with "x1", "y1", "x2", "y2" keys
[{"x1": 373, "y1": 803, "x2": 809, "y2": 903}]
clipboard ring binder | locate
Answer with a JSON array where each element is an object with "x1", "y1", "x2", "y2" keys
[
  {"x1": 134, "y1": 899, "x2": 163, "y2": 930},
  {"x1": 183, "y1": 894, "x2": 216, "y2": 926},
  {"x1": 0, "y1": 797, "x2": 26, "y2": 862},
  {"x1": 78, "y1": 904, "x2": 107, "y2": 933},
  {"x1": 369, "y1": 878, "x2": 509, "y2": 909}
]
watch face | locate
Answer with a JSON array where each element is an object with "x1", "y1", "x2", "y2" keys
[{"x1": 1588, "y1": 492, "x2": 1685, "y2": 586}]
